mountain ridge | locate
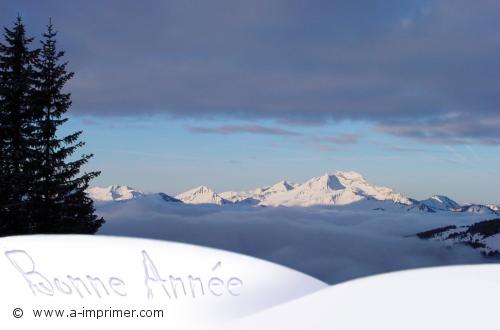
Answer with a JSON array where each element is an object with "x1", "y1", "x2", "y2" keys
[
  {"x1": 175, "y1": 185, "x2": 229, "y2": 205},
  {"x1": 86, "y1": 171, "x2": 498, "y2": 214}
]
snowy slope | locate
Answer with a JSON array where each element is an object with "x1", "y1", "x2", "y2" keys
[
  {"x1": 407, "y1": 203, "x2": 436, "y2": 213},
  {"x1": 86, "y1": 185, "x2": 144, "y2": 201},
  {"x1": 260, "y1": 171, "x2": 412, "y2": 207},
  {"x1": 417, "y1": 218, "x2": 500, "y2": 255},
  {"x1": 487, "y1": 204, "x2": 499, "y2": 212},
  {"x1": 261, "y1": 173, "x2": 362, "y2": 207},
  {"x1": 157, "y1": 192, "x2": 183, "y2": 203},
  {"x1": 414, "y1": 197, "x2": 497, "y2": 214},
  {"x1": 420, "y1": 195, "x2": 461, "y2": 211},
  {"x1": 256, "y1": 180, "x2": 298, "y2": 199},
  {"x1": 460, "y1": 204, "x2": 497, "y2": 215},
  {"x1": 335, "y1": 171, "x2": 412, "y2": 205},
  {"x1": 87, "y1": 171, "x2": 495, "y2": 211},
  {"x1": 220, "y1": 180, "x2": 297, "y2": 204},
  {"x1": 176, "y1": 186, "x2": 229, "y2": 205}
]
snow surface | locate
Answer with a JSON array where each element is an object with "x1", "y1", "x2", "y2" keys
[
  {"x1": 88, "y1": 171, "x2": 494, "y2": 213},
  {"x1": 175, "y1": 185, "x2": 228, "y2": 205},
  {"x1": 420, "y1": 195, "x2": 461, "y2": 211},
  {"x1": 219, "y1": 171, "x2": 413, "y2": 207},
  {"x1": 215, "y1": 265, "x2": 500, "y2": 330},
  {"x1": 460, "y1": 204, "x2": 497, "y2": 214},
  {"x1": 487, "y1": 204, "x2": 500, "y2": 211},
  {"x1": 418, "y1": 219, "x2": 500, "y2": 255},
  {"x1": 219, "y1": 180, "x2": 297, "y2": 204},
  {"x1": 86, "y1": 185, "x2": 144, "y2": 201}
]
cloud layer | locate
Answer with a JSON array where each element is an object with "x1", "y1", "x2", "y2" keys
[
  {"x1": 188, "y1": 125, "x2": 301, "y2": 136},
  {"x1": 3, "y1": 0, "x2": 500, "y2": 144},
  {"x1": 98, "y1": 196, "x2": 490, "y2": 284}
]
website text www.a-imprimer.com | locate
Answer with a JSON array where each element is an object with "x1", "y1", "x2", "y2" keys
[{"x1": 12, "y1": 307, "x2": 165, "y2": 319}]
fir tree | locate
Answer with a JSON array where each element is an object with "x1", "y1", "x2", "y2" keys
[
  {"x1": 30, "y1": 21, "x2": 104, "y2": 234},
  {"x1": 0, "y1": 17, "x2": 104, "y2": 235},
  {"x1": 0, "y1": 17, "x2": 39, "y2": 235}
]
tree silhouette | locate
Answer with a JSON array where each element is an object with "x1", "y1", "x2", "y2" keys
[
  {"x1": 0, "y1": 17, "x2": 39, "y2": 235},
  {"x1": 0, "y1": 17, "x2": 104, "y2": 235}
]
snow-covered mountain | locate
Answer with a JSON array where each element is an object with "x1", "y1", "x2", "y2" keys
[
  {"x1": 419, "y1": 195, "x2": 461, "y2": 211},
  {"x1": 86, "y1": 185, "x2": 144, "y2": 201},
  {"x1": 407, "y1": 203, "x2": 436, "y2": 213},
  {"x1": 413, "y1": 197, "x2": 498, "y2": 214},
  {"x1": 459, "y1": 204, "x2": 497, "y2": 215},
  {"x1": 487, "y1": 204, "x2": 500, "y2": 212},
  {"x1": 259, "y1": 171, "x2": 412, "y2": 207},
  {"x1": 220, "y1": 180, "x2": 298, "y2": 204},
  {"x1": 157, "y1": 192, "x2": 183, "y2": 203},
  {"x1": 417, "y1": 218, "x2": 500, "y2": 255},
  {"x1": 175, "y1": 186, "x2": 229, "y2": 205},
  {"x1": 336, "y1": 171, "x2": 412, "y2": 204},
  {"x1": 86, "y1": 171, "x2": 496, "y2": 211}
]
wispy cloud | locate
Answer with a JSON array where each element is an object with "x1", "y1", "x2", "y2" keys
[
  {"x1": 377, "y1": 115, "x2": 500, "y2": 146},
  {"x1": 313, "y1": 133, "x2": 361, "y2": 145},
  {"x1": 187, "y1": 125, "x2": 302, "y2": 136},
  {"x1": 384, "y1": 145, "x2": 433, "y2": 153}
]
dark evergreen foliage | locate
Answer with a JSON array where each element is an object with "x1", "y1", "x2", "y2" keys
[
  {"x1": 0, "y1": 17, "x2": 39, "y2": 235},
  {"x1": 0, "y1": 17, "x2": 104, "y2": 236}
]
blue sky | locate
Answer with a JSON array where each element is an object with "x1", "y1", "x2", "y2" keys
[
  {"x1": 62, "y1": 115, "x2": 500, "y2": 204},
  {"x1": 2, "y1": 0, "x2": 499, "y2": 203}
]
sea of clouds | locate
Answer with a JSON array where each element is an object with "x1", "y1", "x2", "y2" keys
[{"x1": 97, "y1": 196, "x2": 496, "y2": 284}]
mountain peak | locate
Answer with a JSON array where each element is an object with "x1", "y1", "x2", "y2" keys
[
  {"x1": 431, "y1": 195, "x2": 451, "y2": 202},
  {"x1": 190, "y1": 185, "x2": 214, "y2": 194},
  {"x1": 268, "y1": 180, "x2": 296, "y2": 192},
  {"x1": 236, "y1": 170, "x2": 413, "y2": 207},
  {"x1": 304, "y1": 173, "x2": 345, "y2": 191},
  {"x1": 175, "y1": 185, "x2": 228, "y2": 205},
  {"x1": 460, "y1": 204, "x2": 498, "y2": 215},
  {"x1": 86, "y1": 185, "x2": 144, "y2": 201},
  {"x1": 421, "y1": 195, "x2": 461, "y2": 211},
  {"x1": 334, "y1": 171, "x2": 365, "y2": 181},
  {"x1": 334, "y1": 171, "x2": 412, "y2": 205}
]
